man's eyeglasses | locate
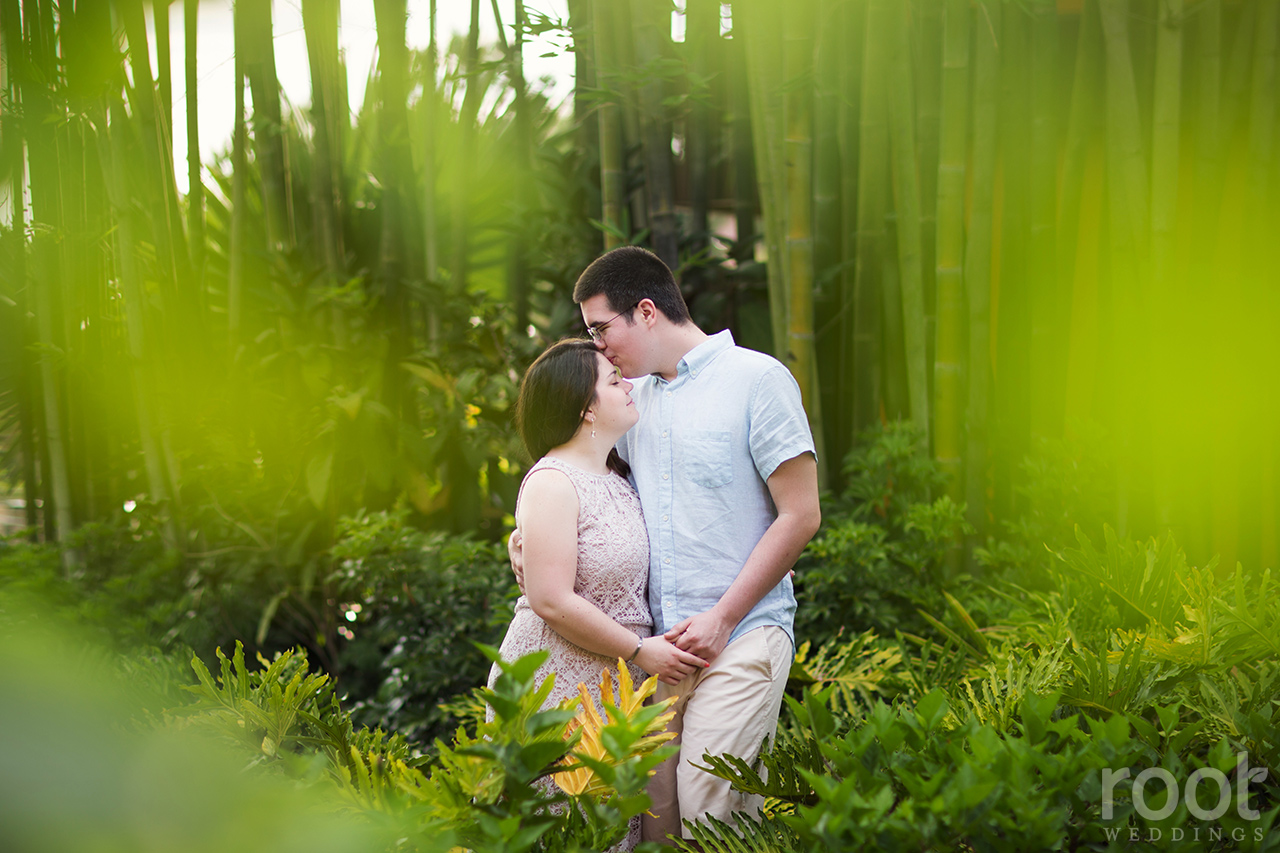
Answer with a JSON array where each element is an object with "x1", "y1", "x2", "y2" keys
[{"x1": 586, "y1": 302, "x2": 638, "y2": 344}]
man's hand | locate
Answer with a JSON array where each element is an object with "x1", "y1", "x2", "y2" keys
[
  {"x1": 664, "y1": 608, "x2": 734, "y2": 664},
  {"x1": 507, "y1": 528, "x2": 525, "y2": 587}
]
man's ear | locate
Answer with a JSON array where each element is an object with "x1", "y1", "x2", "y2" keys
[{"x1": 636, "y1": 298, "x2": 659, "y2": 326}]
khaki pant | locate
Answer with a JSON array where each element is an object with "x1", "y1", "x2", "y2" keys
[{"x1": 642, "y1": 625, "x2": 792, "y2": 844}]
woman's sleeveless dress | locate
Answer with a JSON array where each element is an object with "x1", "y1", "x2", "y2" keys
[{"x1": 487, "y1": 456, "x2": 652, "y2": 850}]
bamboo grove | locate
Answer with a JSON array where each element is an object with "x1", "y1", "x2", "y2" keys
[{"x1": 1, "y1": 0, "x2": 1278, "y2": 582}]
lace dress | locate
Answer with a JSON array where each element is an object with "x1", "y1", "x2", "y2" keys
[{"x1": 488, "y1": 455, "x2": 652, "y2": 850}]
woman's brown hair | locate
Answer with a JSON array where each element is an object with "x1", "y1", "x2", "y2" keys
[{"x1": 515, "y1": 339, "x2": 630, "y2": 478}]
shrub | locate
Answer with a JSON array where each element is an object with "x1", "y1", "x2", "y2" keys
[
  {"x1": 328, "y1": 507, "x2": 520, "y2": 747},
  {"x1": 794, "y1": 423, "x2": 971, "y2": 646}
]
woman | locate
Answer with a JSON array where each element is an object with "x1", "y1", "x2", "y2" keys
[{"x1": 489, "y1": 340, "x2": 707, "y2": 848}]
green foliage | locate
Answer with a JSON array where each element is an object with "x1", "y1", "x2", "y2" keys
[
  {"x1": 696, "y1": 688, "x2": 1279, "y2": 853},
  {"x1": 329, "y1": 507, "x2": 520, "y2": 747},
  {"x1": 794, "y1": 423, "x2": 972, "y2": 645}
]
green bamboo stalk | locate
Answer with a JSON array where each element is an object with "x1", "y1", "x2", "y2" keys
[
  {"x1": 729, "y1": 27, "x2": 756, "y2": 267},
  {"x1": 1056, "y1": 0, "x2": 1103, "y2": 350},
  {"x1": 993, "y1": 2, "x2": 1031, "y2": 520},
  {"x1": 22, "y1": 0, "x2": 75, "y2": 558},
  {"x1": 1098, "y1": 0, "x2": 1151, "y2": 255},
  {"x1": 228, "y1": 6, "x2": 247, "y2": 341},
  {"x1": 238, "y1": 0, "x2": 292, "y2": 253},
  {"x1": 1028, "y1": 0, "x2": 1058, "y2": 442},
  {"x1": 423, "y1": 0, "x2": 441, "y2": 344},
  {"x1": 1150, "y1": 0, "x2": 1182, "y2": 288},
  {"x1": 632, "y1": 0, "x2": 678, "y2": 269},
  {"x1": 811, "y1": 0, "x2": 843, "y2": 481},
  {"x1": 812, "y1": 0, "x2": 841, "y2": 288},
  {"x1": 510, "y1": 0, "x2": 532, "y2": 332},
  {"x1": 964, "y1": 0, "x2": 1000, "y2": 562},
  {"x1": 686, "y1": 0, "x2": 717, "y2": 261},
  {"x1": 451, "y1": 0, "x2": 482, "y2": 285},
  {"x1": 1183, "y1": 0, "x2": 1219, "y2": 562},
  {"x1": 914, "y1": 0, "x2": 942, "y2": 382},
  {"x1": 302, "y1": 0, "x2": 346, "y2": 287},
  {"x1": 837, "y1": 0, "x2": 866, "y2": 460},
  {"x1": 117, "y1": 0, "x2": 191, "y2": 313},
  {"x1": 851, "y1": 0, "x2": 889, "y2": 436},
  {"x1": 154, "y1": 0, "x2": 173, "y2": 143},
  {"x1": 932, "y1": 0, "x2": 969, "y2": 497},
  {"x1": 886, "y1": 0, "x2": 929, "y2": 444},
  {"x1": 1098, "y1": 0, "x2": 1151, "y2": 534},
  {"x1": 783, "y1": 0, "x2": 825, "y2": 480},
  {"x1": 1149, "y1": 0, "x2": 1183, "y2": 527},
  {"x1": 185, "y1": 0, "x2": 204, "y2": 274},
  {"x1": 592, "y1": 0, "x2": 624, "y2": 250},
  {"x1": 739, "y1": 0, "x2": 788, "y2": 355},
  {"x1": 611, "y1": 0, "x2": 646, "y2": 237},
  {"x1": 97, "y1": 95, "x2": 180, "y2": 550},
  {"x1": 1, "y1": 0, "x2": 38, "y2": 537}
]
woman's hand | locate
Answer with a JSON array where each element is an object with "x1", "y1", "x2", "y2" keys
[{"x1": 635, "y1": 636, "x2": 710, "y2": 685}]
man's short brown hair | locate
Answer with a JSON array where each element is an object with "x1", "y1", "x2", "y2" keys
[{"x1": 572, "y1": 246, "x2": 692, "y2": 325}]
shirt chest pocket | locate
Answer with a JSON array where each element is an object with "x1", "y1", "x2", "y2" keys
[{"x1": 681, "y1": 429, "x2": 734, "y2": 488}]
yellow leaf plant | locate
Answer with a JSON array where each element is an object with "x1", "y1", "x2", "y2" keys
[{"x1": 553, "y1": 658, "x2": 677, "y2": 797}]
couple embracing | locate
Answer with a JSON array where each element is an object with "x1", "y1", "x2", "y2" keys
[{"x1": 491, "y1": 246, "x2": 821, "y2": 848}]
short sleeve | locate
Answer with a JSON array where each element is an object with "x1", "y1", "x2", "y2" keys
[{"x1": 748, "y1": 365, "x2": 817, "y2": 482}]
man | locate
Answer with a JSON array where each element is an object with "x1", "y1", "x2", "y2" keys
[{"x1": 572, "y1": 246, "x2": 821, "y2": 844}]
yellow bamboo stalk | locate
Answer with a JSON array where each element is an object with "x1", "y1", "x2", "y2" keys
[{"x1": 783, "y1": 0, "x2": 825, "y2": 477}]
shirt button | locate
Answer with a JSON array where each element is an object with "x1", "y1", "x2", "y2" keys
[
  {"x1": 662, "y1": 514, "x2": 669, "y2": 522},
  {"x1": 662, "y1": 431, "x2": 668, "y2": 438},
  {"x1": 664, "y1": 557, "x2": 671, "y2": 564},
  {"x1": 662, "y1": 473, "x2": 669, "y2": 480},
  {"x1": 665, "y1": 391, "x2": 672, "y2": 397}
]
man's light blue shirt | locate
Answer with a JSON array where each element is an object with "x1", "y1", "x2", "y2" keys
[{"x1": 616, "y1": 330, "x2": 816, "y2": 650}]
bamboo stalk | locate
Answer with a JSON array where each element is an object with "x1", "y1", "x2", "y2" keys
[
  {"x1": 739, "y1": 0, "x2": 788, "y2": 355},
  {"x1": 510, "y1": 0, "x2": 532, "y2": 332},
  {"x1": 1098, "y1": 0, "x2": 1151, "y2": 534},
  {"x1": 97, "y1": 95, "x2": 180, "y2": 550},
  {"x1": 914, "y1": 0, "x2": 943, "y2": 384},
  {"x1": 851, "y1": 0, "x2": 889, "y2": 436},
  {"x1": 837, "y1": 0, "x2": 866, "y2": 461},
  {"x1": 932, "y1": 0, "x2": 969, "y2": 496},
  {"x1": 1028, "y1": 0, "x2": 1058, "y2": 442},
  {"x1": 228, "y1": 4, "x2": 247, "y2": 341},
  {"x1": 451, "y1": 0, "x2": 483, "y2": 285},
  {"x1": 154, "y1": 0, "x2": 173, "y2": 143},
  {"x1": 783, "y1": 0, "x2": 826, "y2": 480},
  {"x1": 686, "y1": 0, "x2": 717, "y2": 261},
  {"x1": 592, "y1": 0, "x2": 625, "y2": 249},
  {"x1": 22, "y1": 0, "x2": 76, "y2": 559},
  {"x1": 632, "y1": 0, "x2": 678, "y2": 270},
  {"x1": 238, "y1": 0, "x2": 292, "y2": 253},
  {"x1": 811, "y1": 0, "x2": 843, "y2": 481},
  {"x1": 964, "y1": 0, "x2": 1001, "y2": 563},
  {"x1": 2, "y1": 0, "x2": 39, "y2": 538},
  {"x1": 185, "y1": 0, "x2": 204, "y2": 275},
  {"x1": 812, "y1": 0, "x2": 841, "y2": 288},
  {"x1": 886, "y1": 0, "x2": 930, "y2": 444},
  {"x1": 993, "y1": 2, "x2": 1031, "y2": 520},
  {"x1": 1057, "y1": 0, "x2": 1103, "y2": 374},
  {"x1": 1149, "y1": 0, "x2": 1183, "y2": 526}
]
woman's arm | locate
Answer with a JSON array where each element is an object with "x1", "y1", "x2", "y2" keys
[{"x1": 519, "y1": 469, "x2": 706, "y2": 684}]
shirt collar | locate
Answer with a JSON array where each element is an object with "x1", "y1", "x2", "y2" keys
[{"x1": 675, "y1": 329, "x2": 734, "y2": 378}]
